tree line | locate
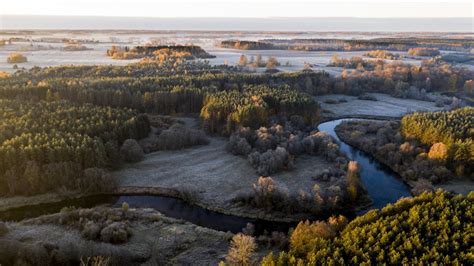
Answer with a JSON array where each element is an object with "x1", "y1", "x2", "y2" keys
[
  {"x1": 260, "y1": 190, "x2": 473, "y2": 265},
  {"x1": 0, "y1": 100, "x2": 149, "y2": 196},
  {"x1": 200, "y1": 85, "x2": 319, "y2": 134},
  {"x1": 401, "y1": 107, "x2": 473, "y2": 176}
]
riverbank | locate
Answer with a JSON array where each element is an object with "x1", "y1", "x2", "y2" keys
[
  {"x1": 0, "y1": 206, "x2": 232, "y2": 265},
  {"x1": 1, "y1": 118, "x2": 373, "y2": 226},
  {"x1": 0, "y1": 191, "x2": 90, "y2": 212},
  {"x1": 318, "y1": 119, "x2": 411, "y2": 210},
  {"x1": 0, "y1": 117, "x2": 418, "y2": 265},
  {"x1": 0, "y1": 117, "x2": 394, "y2": 222},
  {"x1": 334, "y1": 120, "x2": 474, "y2": 195},
  {"x1": 114, "y1": 135, "x2": 358, "y2": 222}
]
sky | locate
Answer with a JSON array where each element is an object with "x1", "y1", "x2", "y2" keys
[{"x1": 1, "y1": 0, "x2": 473, "y2": 18}]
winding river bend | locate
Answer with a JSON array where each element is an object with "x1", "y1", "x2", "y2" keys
[
  {"x1": 318, "y1": 119, "x2": 411, "y2": 210},
  {"x1": 1, "y1": 119, "x2": 411, "y2": 232}
]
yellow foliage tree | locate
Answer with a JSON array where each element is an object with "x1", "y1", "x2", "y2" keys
[
  {"x1": 7, "y1": 53, "x2": 27, "y2": 64},
  {"x1": 225, "y1": 233, "x2": 256, "y2": 266},
  {"x1": 428, "y1": 142, "x2": 448, "y2": 161}
]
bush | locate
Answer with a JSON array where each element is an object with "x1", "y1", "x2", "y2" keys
[
  {"x1": 411, "y1": 179, "x2": 434, "y2": 195},
  {"x1": 364, "y1": 50, "x2": 399, "y2": 60},
  {"x1": 80, "y1": 256, "x2": 111, "y2": 266},
  {"x1": 234, "y1": 176, "x2": 294, "y2": 212},
  {"x1": 121, "y1": 202, "x2": 129, "y2": 212},
  {"x1": 120, "y1": 139, "x2": 144, "y2": 162},
  {"x1": 289, "y1": 219, "x2": 337, "y2": 256},
  {"x1": 408, "y1": 47, "x2": 440, "y2": 57},
  {"x1": 99, "y1": 222, "x2": 130, "y2": 244},
  {"x1": 358, "y1": 93, "x2": 377, "y2": 101},
  {"x1": 302, "y1": 131, "x2": 332, "y2": 154},
  {"x1": 248, "y1": 147, "x2": 294, "y2": 176},
  {"x1": 6, "y1": 53, "x2": 27, "y2": 64},
  {"x1": 428, "y1": 142, "x2": 448, "y2": 161},
  {"x1": 324, "y1": 99, "x2": 339, "y2": 104},
  {"x1": 225, "y1": 233, "x2": 257, "y2": 266},
  {"x1": 227, "y1": 134, "x2": 252, "y2": 156},
  {"x1": 58, "y1": 208, "x2": 131, "y2": 244},
  {"x1": 435, "y1": 98, "x2": 445, "y2": 107},
  {"x1": 82, "y1": 221, "x2": 101, "y2": 240},
  {"x1": 156, "y1": 123, "x2": 209, "y2": 150},
  {"x1": 338, "y1": 98, "x2": 348, "y2": 103}
]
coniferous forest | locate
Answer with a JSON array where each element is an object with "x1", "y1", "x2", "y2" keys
[{"x1": 0, "y1": 26, "x2": 473, "y2": 265}]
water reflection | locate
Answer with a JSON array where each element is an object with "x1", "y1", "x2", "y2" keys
[{"x1": 318, "y1": 119, "x2": 411, "y2": 210}]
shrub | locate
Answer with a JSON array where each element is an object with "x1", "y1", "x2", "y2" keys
[
  {"x1": 120, "y1": 139, "x2": 144, "y2": 162},
  {"x1": 99, "y1": 222, "x2": 130, "y2": 244},
  {"x1": 435, "y1": 98, "x2": 445, "y2": 107},
  {"x1": 364, "y1": 50, "x2": 399, "y2": 60},
  {"x1": 156, "y1": 123, "x2": 209, "y2": 150},
  {"x1": 408, "y1": 47, "x2": 440, "y2": 57},
  {"x1": 80, "y1": 256, "x2": 111, "y2": 266},
  {"x1": 338, "y1": 98, "x2": 348, "y2": 103},
  {"x1": 242, "y1": 223, "x2": 255, "y2": 236},
  {"x1": 227, "y1": 134, "x2": 252, "y2": 156},
  {"x1": 7, "y1": 53, "x2": 27, "y2": 64},
  {"x1": 289, "y1": 220, "x2": 336, "y2": 256},
  {"x1": 82, "y1": 221, "x2": 102, "y2": 240},
  {"x1": 225, "y1": 233, "x2": 257, "y2": 266},
  {"x1": 411, "y1": 179, "x2": 434, "y2": 196},
  {"x1": 121, "y1": 202, "x2": 129, "y2": 212},
  {"x1": 358, "y1": 93, "x2": 377, "y2": 101},
  {"x1": 428, "y1": 142, "x2": 448, "y2": 161},
  {"x1": 248, "y1": 147, "x2": 294, "y2": 176},
  {"x1": 249, "y1": 176, "x2": 295, "y2": 212},
  {"x1": 324, "y1": 99, "x2": 339, "y2": 104},
  {"x1": 266, "y1": 57, "x2": 280, "y2": 69},
  {"x1": 302, "y1": 131, "x2": 334, "y2": 155}
]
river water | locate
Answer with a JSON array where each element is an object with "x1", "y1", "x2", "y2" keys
[
  {"x1": 318, "y1": 119, "x2": 411, "y2": 210},
  {"x1": 0, "y1": 119, "x2": 411, "y2": 232}
]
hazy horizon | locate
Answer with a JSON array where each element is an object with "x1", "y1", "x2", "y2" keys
[
  {"x1": 1, "y1": 15, "x2": 472, "y2": 32},
  {"x1": 2, "y1": 1, "x2": 472, "y2": 17}
]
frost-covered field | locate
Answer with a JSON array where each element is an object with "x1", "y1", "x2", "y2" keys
[
  {"x1": 0, "y1": 42, "x2": 138, "y2": 72},
  {"x1": 316, "y1": 93, "x2": 444, "y2": 118},
  {"x1": 114, "y1": 135, "x2": 333, "y2": 221},
  {"x1": 0, "y1": 31, "x2": 427, "y2": 73}
]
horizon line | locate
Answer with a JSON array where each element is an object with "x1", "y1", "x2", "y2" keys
[{"x1": 1, "y1": 14, "x2": 472, "y2": 19}]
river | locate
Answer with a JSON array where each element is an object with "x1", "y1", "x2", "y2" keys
[
  {"x1": 318, "y1": 119, "x2": 411, "y2": 210},
  {"x1": 0, "y1": 119, "x2": 411, "y2": 233}
]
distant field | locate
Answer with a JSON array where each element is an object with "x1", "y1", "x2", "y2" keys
[
  {"x1": 1, "y1": 30, "x2": 462, "y2": 73},
  {"x1": 316, "y1": 93, "x2": 444, "y2": 118}
]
